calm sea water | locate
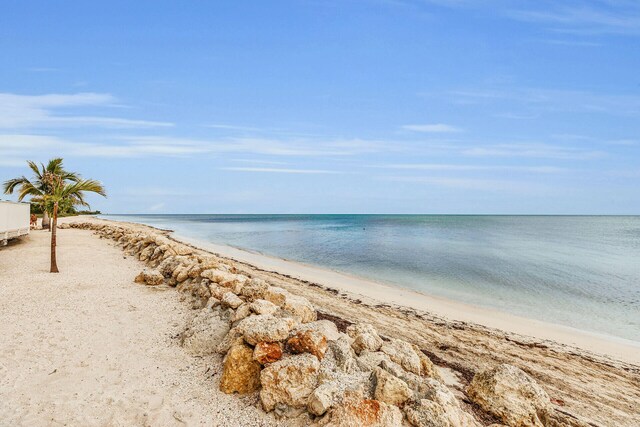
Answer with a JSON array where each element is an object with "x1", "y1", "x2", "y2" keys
[{"x1": 104, "y1": 214, "x2": 640, "y2": 342}]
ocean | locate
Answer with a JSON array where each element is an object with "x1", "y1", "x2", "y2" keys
[{"x1": 103, "y1": 214, "x2": 640, "y2": 343}]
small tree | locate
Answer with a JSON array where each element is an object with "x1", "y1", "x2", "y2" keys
[
  {"x1": 3, "y1": 159, "x2": 80, "y2": 230},
  {"x1": 3, "y1": 159, "x2": 106, "y2": 273}
]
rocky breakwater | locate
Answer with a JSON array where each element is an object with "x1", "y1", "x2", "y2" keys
[{"x1": 61, "y1": 221, "x2": 563, "y2": 427}]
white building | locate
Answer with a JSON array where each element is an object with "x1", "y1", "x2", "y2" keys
[{"x1": 0, "y1": 201, "x2": 30, "y2": 246}]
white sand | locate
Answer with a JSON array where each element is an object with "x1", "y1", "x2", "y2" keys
[{"x1": 0, "y1": 229, "x2": 287, "y2": 427}]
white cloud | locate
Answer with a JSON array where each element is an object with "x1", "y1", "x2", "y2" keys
[
  {"x1": 461, "y1": 143, "x2": 604, "y2": 160},
  {"x1": 0, "y1": 92, "x2": 173, "y2": 129},
  {"x1": 402, "y1": 123, "x2": 462, "y2": 133},
  {"x1": 222, "y1": 167, "x2": 341, "y2": 174},
  {"x1": 380, "y1": 176, "x2": 544, "y2": 191},
  {"x1": 378, "y1": 163, "x2": 566, "y2": 173}
]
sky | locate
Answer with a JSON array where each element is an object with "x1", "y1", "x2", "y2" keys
[{"x1": 0, "y1": 0, "x2": 639, "y2": 214}]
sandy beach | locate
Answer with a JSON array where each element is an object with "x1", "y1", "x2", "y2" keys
[
  {"x1": 0, "y1": 227, "x2": 291, "y2": 426},
  {"x1": 1, "y1": 216, "x2": 639, "y2": 426}
]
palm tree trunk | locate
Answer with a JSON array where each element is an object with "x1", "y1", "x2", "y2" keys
[
  {"x1": 50, "y1": 202, "x2": 59, "y2": 273},
  {"x1": 42, "y1": 210, "x2": 50, "y2": 231}
]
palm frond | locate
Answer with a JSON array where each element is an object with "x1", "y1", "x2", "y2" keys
[
  {"x1": 17, "y1": 182, "x2": 44, "y2": 201},
  {"x1": 3, "y1": 176, "x2": 30, "y2": 195}
]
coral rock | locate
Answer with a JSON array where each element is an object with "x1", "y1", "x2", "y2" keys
[
  {"x1": 373, "y1": 367, "x2": 412, "y2": 406},
  {"x1": 346, "y1": 323, "x2": 383, "y2": 355},
  {"x1": 467, "y1": 364, "x2": 550, "y2": 427},
  {"x1": 254, "y1": 341, "x2": 283, "y2": 364},
  {"x1": 237, "y1": 314, "x2": 297, "y2": 346},
  {"x1": 260, "y1": 354, "x2": 320, "y2": 412},
  {"x1": 219, "y1": 343, "x2": 262, "y2": 394},
  {"x1": 287, "y1": 330, "x2": 328, "y2": 360}
]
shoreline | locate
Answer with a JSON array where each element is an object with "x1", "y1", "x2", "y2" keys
[
  {"x1": 102, "y1": 216, "x2": 640, "y2": 365},
  {"x1": 54, "y1": 216, "x2": 640, "y2": 426}
]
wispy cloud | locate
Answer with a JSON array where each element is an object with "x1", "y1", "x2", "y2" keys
[
  {"x1": 380, "y1": 175, "x2": 545, "y2": 191},
  {"x1": 510, "y1": 3, "x2": 640, "y2": 36},
  {"x1": 222, "y1": 167, "x2": 341, "y2": 174},
  {"x1": 461, "y1": 143, "x2": 604, "y2": 160},
  {"x1": 0, "y1": 92, "x2": 173, "y2": 129},
  {"x1": 377, "y1": 163, "x2": 567, "y2": 173},
  {"x1": 402, "y1": 123, "x2": 462, "y2": 133}
]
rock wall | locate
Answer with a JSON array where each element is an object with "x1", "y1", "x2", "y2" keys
[{"x1": 61, "y1": 221, "x2": 558, "y2": 427}]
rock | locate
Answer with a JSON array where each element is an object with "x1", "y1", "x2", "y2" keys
[
  {"x1": 222, "y1": 292, "x2": 243, "y2": 309},
  {"x1": 240, "y1": 278, "x2": 269, "y2": 301},
  {"x1": 356, "y1": 350, "x2": 392, "y2": 372},
  {"x1": 216, "y1": 327, "x2": 245, "y2": 355},
  {"x1": 308, "y1": 382, "x2": 338, "y2": 416},
  {"x1": 380, "y1": 338, "x2": 422, "y2": 375},
  {"x1": 295, "y1": 320, "x2": 341, "y2": 342},
  {"x1": 373, "y1": 367, "x2": 412, "y2": 406},
  {"x1": 254, "y1": 341, "x2": 283, "y2": 364},
  {"x1": 237, "y1": 315, "x2": 297, "y2": 346},
  {"x1": 249, "y1": 299, "x2": 278, "y2": 315},
  {"x1": 404, "y1": 386, "x2": 480, "y2": 427},
  {"x1": 319, "y1": 391, "x2": 403, "y2": 427},
  {"x1": 180, "y1": 308, "x2": 230, "y2": 356},
  {"x1": 346, "y1": 323, "x2": 383, "y2": 355},
  {"x1": 260, "y1": 354, "x2": 320, "y2": 412},
  {"x1": 134, "y1": 268, "x2": 165, "y2": 286},
  {"x1": 412, "y1": 344, "x2": 442, "y2": 381},
  {"x1": 263, "y1": 286, "x2": 290, "y2": 307},
  {"x1": 329, "y1": 334, "x2": 360, "y2": 373},
  {"x1": 287, "y1": 330, "x2": 328, "y2": 360},
  {"x1": 219, "y1": 343, "x2": 262, "y2": 394},
  {"x1": 405, "y1": 399, "x2": 451, "y2": 427},
  {"x1": 467, "y1": 364, "x2": 550, "y2": 427},
  {"x1": 233, "y1": 303, "x2": 252, "y2": 322},
  {"x1": 283, "y1": 294, "x2": 316, "y2": 323}
]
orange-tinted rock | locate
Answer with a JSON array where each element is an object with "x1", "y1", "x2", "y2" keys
[
  {"x1": 287, "y1": 330, "x2": 327, "y2": 360},
  {"x1": 219, "y1": 343, "x2": 261, "y2": 394},
  {"x1": 254, "y1": 342, "x2": 283, "y2": 364}
]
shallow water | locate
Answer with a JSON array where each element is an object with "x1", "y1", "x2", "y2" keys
[{"x1": 104, "y1": 214, "x2": 640, "y2": 342}]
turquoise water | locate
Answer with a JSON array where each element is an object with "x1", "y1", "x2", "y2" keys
[{"x1": 104, "y1": 214, "x2": 640, "y2": 342}]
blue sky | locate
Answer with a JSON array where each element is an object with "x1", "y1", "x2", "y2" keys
[{"x1": 1, "y1": 0, "x2": 639, "y2": 214}]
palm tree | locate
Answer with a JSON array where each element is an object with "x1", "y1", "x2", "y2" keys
[
  {"x1": 45, "y1": 175, "x2": 106, "y2": 272},
  {"x1": 3, "y1": 159, "x2": 80, "y2": 230},
  {"x1": 3, "y1": 158, "x2": 106, "y2": 273}
]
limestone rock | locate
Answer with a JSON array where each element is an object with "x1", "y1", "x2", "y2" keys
[
  {"x1": 134, "y1": 268, "x2": 164, "y2": 286},
  {"x1": 380, "y1": 338, "x2": 422, "y2": 375},
  {"x1": 373, "y1": 367, "x2": 412, "y2": 406},
  {"x1": 216, "y1": 327, "x2": 245, "y2": 355},
  {"x1": 329, "y1": 334, "x2": 360, "y2": 373},
  {"x1": 222, "y1": 291, "x2": 243, "y2": 309},
  {"x1": 405, "y1": 399, "x2": 451, "y2": 427},
  {"x1": 237, "y1": 314, "x2": 297, "y2": 346},
  {"x1": 407, "y1": 373, "x2": 479, "y2": 427},
  {"x1": 254, "y1": 341, "x2": 283, "y2": 365},
  {"x1": 263, "y1": 286, "x2": 290, "y2": 307},
  {"x1": 467, "y1": 364, "x2": 550, "y2": 427},
  {"x1": 249, "y1": 299, "x2": 278, "y2": 315},
  {"x1": 318, "y1": 391, "x2": 403, "y2": 427},
  {"x1": 260, "y1": 354, "x2": 320, "y2": 412},
  {"x1": 219, "y1": 343, "x2": 262, "y2": 394},
  {"x1": 346, "y1": 323, "x2": 383, "y2": 355},
  {"x1": 233, "y1": 303, "x2": 252, "y2": 322},
  {"x1": 287, "y1": 330, "x2": 328, "y2": 360},
  {"x1": 412, "y1": 344, "x2": 442, "y2": 381},
  {"x1": 240, "y1": 278, "x2": 269, "y2": 301},
  {"x1": 180, "y1": 308, "x2": 230, "y2": 356},
  {"x1": 308, "y1": 382, "x2": 338, "y2": 416},
  {"x1": 283, "y1": 294, "x2": 316, "y2": 323},
  {"x1": 295, "y1": 320, "x2": 341, "y2": 342}
]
